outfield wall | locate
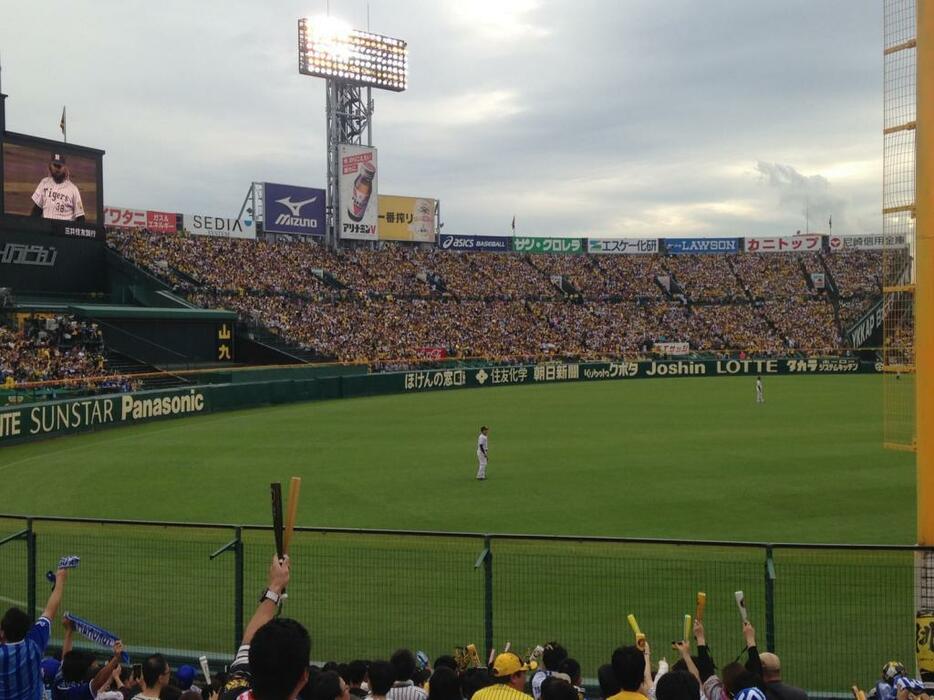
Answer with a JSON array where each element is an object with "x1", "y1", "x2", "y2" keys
[{"x1": 0, "y1": 357, "x2": 879, "y2": 446}]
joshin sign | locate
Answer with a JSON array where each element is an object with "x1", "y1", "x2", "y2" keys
[{"x1": 339, "y1": 144, "x2": 378, "y2": 240}]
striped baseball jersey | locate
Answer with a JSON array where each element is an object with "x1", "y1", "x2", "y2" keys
[
  {"x1": 472, "y1": 683, "x2": 533, "y2": 700},
  {"x1": 0, "y1": 617, "x2": 52, "y2": 700},
  {"x1": 31, "y1": 178, "x2": 85, "y2": 221},
  {"x1": 387, "y1": 681, "x2": 427, "y2": 700}
]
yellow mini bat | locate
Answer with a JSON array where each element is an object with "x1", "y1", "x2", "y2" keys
[{"x1": 695, "y1": 592, "x2": 707, "y2": 622}]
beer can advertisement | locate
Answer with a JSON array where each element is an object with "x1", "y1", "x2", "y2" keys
[
  {"x1": 378, "y1": 195, "x2": 437, "y2": 242},
  {"x1": 339, "y1": 144, "x2": 378, "y2": 240}
]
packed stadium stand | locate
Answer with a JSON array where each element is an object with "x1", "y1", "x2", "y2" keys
[
  {"x1": 0, "y1": 315, "x2": 112, "y2": 385},
  {"x1": 104, "y1": 231, "x2": 885, "y2": 365}
]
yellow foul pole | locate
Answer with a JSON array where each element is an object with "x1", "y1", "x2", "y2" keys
[{"x1": 918, "y1": 0, "x2": 933, "y2": 545}]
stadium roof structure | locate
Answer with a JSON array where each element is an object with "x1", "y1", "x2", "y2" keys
[{"x1": 67, "y1": 304, "x2": 236, "y2": 321}]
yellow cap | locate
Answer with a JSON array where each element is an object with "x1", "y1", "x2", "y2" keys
[{"x1": 492, "y1": 652, "x2": 538, "y2": 677}]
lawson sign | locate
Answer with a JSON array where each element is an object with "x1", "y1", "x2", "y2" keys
[
  {"x1": 438, "y1": 234, "x2": 511, "y2": 252},
  {"x1": 263, "y1": 183, "x2": 326, "y2": 236},
  {"x1": 665, "y1": 237, "x2": 740, "y2": 255}
]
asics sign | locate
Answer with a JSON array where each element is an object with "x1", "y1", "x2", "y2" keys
[
  {"x1": 263, "y1": 183, "x2": 326, "y2": 236},
  {"x1": 438, "y1": 234, "x2": 511, "y2": 252}
]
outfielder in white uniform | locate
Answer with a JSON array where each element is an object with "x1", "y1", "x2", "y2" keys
[
  {"x1": 756, "y1": 376, "x2": 764, "y2": 404},
  {"x1": 476, "y1": 426, "x2": 489, "y2": 480},
  {"x1": 31, "y1": 153, "x2": 85, "y2": 223}
]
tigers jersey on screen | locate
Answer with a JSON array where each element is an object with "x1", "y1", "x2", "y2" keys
[{"x1": 32, "y1": 177, "x2": 85, "y2": 221}]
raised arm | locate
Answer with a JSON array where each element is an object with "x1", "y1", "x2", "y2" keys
[
  {"x1": 41, "y1": 568, "x2": 70, "y2": 620},
  {"x1": 241, "y1": 554, "x2": 290, "y2": 645},
  {"x1": 672, "y1": 641, "x2": 700, "y2": 684},
  {"x1": 742, "y1": 622, "x2": 763, "y2": 677},
  {"x1": 641, "y1": 640, "x2": 653, "y2": 695},
  {"x1": 91, "y1": 642, "x2": 124, "y2": 695},
  {"x1": 693, "y1": 619, "x2": 715, "y2": 682},
  {"x1": 62, "y1": 616, "x2": 75, "y2": 656}
]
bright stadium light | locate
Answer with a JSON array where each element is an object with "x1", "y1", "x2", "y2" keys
[{"x1": 298, "y1": 16, "x2": 408, "y2": 92}]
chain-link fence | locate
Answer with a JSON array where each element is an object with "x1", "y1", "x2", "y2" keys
[
  {"x1": 0, "y1": 515, "x2": 927, "y2": 695},
  {"x1": 882, "y1": 0, "x2": 917, "y2": 450}
]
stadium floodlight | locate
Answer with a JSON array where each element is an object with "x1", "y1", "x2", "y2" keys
[{"x1": 298, "y1": 16, "x2": 408, "y2": 92}]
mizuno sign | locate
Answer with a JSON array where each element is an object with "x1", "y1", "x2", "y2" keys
[{"x1": 264, "y1": 183, "x2": 326, "y2": 236}]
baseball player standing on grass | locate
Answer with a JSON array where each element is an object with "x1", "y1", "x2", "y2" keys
[{"x1": 476, "y1": 426, "x2": 489, "y2": 480}]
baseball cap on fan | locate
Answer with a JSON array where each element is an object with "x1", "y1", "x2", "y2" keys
[
  {"x1": 177, "y1": 665, "x2": 196, "y2": 689},
  {"x1": 492, "y1": 652, "x2": 537, "y2": 678},
  {"x1": 735, "y1": 689, "x2": 767, "y2": 700},
  {"x1": 50, "y1": 153, "x2": 66, "y2": 164},
  {"x1": 41, "y1": 658, "x2": 61, "y2": 683}
]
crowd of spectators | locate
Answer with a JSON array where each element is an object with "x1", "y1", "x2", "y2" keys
[
  {"x1": 0, "y1": 315, "x2": 108, "y2": 386},
  {"x1": 3, "y1": 554, "x2": 927, "y2": 700},
  {"x1": 729, "y1": 254, "x2": 817, "y2": 301},
  {"x1": 107, "y1": 233, "x2": 887, "y2": 364},
  {"x1": 823, "y1": 250, "x2": 885, "y2": 326},
  {"x1": 761, "y1": 300, "x2": 842, "y2": 353},
  {"x1": 111, "y1": 232, "x2": 335, "y2": 298},
  {"x1": 662, "y1": 256, "x2": 745, "y2": 302}
]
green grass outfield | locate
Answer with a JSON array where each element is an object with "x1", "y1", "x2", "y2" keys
[
  {"x1": 0, "y1": 373, "x2": 914, "y2": 542},
  {"x1": 0, "y1": 374, "x2": 919, "y2": 692}
]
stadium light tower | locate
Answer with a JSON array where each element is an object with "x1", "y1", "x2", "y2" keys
[{"x1": 297, "y1": 16, "x2": 408, "y2": 248}]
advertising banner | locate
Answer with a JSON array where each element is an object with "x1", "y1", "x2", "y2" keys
[
  {"x1": 745, "y1": 235, "x2": 821, "y2": 253},
  {"x1": 103, "y1": 207, "x2": 147, "y2": 229},
  {"x1": 665, "y1": 238, "x2": 740, "y2": 254},
  {"x1": 918, "y1": 611, "x2": 934, "y2": 681},
  {"x1": 828, "y1": 234, "x2": 908, "y2": 251},
  {"x1": 183, "y1": 213, "x2": 255, "y2": 239},
  {"x1": 588, "y1": 238, "x2": 659, "y2": 254},
  {"x1": 438, "y1": 234, "x2": 511, "y2": 252},
  {"x1": 846, "y1": 298, "x2": 884, "y2": 347},
  {"x1": 338, "y1": 144, "x2": 378, "y2": 240},
  {"x1": 378, "y1": 195, "x2": 437, "y2": 242},
  {"x1": 654, "y1": 342, "x2": 690, "y2": 355},
  {"x1": 417, "y1": 347, "x2": 448, "y2": 360},
  {"x1": 513, "y1": 237, "x2": 584, "y2": 254},
  {"x1": 399, "y1": 357, "x2": 877, "y2": 393},
  {"x1": 262, "y1": 183, "x2": 326, "y2": 236},
  {"x1": 146, "y1": 211, "x2": 179, "y2": 234},
  {"x1": 0, "y1": 388, "x2": 209, "y2": 445}
]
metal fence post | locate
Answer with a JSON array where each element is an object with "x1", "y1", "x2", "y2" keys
[
  {"x1": 234, "y1": 527, "x2": 244, "y2": 647},
  {"x1": 26, "y1": 518, "x2": 36, "y2": 622},
  {"x1": 484, "y1": 536, "x2": 493, "y2": 661},
  {"x1": 474, "y1": 535, "x2": 494, "y2": 662},
  {"x1": 210, "y1": 527, "x2": 244, "y2": 651},
  {"x1": 764, "y1": 545, "x2": 776, "y2": 652}
]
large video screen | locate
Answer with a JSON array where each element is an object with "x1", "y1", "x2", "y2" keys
[{"x1": 3, "y1": 141, "x2": 100, "y2": 223}]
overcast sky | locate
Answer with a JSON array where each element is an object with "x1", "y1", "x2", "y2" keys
[{"x1": 0, "y1": 0, "x2": 883, "y2": 237}]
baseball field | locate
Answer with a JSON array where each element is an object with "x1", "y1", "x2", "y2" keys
[{"x1": 0, "y1": 374, "x2": 918, "y2": 691}]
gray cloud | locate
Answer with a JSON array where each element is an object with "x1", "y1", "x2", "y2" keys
[
  {"x1": 755, "y1": 162, "x2": 848, "y2": 233},
  {"x1": 0, "y1": 0, "x2": 884, "y2": 237}
]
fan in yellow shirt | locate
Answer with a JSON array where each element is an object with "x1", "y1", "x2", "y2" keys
[
  {"x1": 607, "y1": 645, "x2": 653, "y2": 700},
  {"x1": 472, "y1": 652, "x2": 538, "y2": 700}
]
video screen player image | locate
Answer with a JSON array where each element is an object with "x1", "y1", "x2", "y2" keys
[{"x1": 3, "y1": 141, "x2": 99, "y2": 223}]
